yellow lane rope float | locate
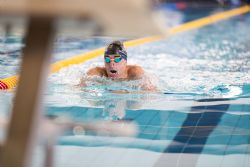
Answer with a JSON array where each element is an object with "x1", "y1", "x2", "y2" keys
[{"x1": 1, "y1": 5, "x2": 250, "y2": 90}]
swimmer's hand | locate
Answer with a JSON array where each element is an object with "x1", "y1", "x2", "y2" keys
[
  {"x1": 140, "y1": 74, "x2": 158, "y2": 92},
  {"x1": 78, "y1": 78, "x2": 87, "y2": 87},
  {"x1": 142, "y1": 84, "x2": 157, "y2": 92}
]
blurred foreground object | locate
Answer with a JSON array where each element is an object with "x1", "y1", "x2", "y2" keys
[{"x1": 0, "y1": 0, "x2": 167, "y2": 37}]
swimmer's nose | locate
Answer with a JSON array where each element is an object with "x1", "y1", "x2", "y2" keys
[{"x1": 110, "y1": 61, "x2": 115, "y2": 67}]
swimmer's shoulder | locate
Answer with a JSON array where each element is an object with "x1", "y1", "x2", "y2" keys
[
  {"x1": 87, "y1": 67, "x2": 107, "y2": 77},
  {"x1": 127, "y1": 65, "x2": 144, "y2": 80}
]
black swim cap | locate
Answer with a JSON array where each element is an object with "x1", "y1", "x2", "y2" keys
[{"x1": 104, "y1": 41, "x2": 127, "y2": 60}]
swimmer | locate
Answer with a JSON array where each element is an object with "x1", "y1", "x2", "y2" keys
[{"x1": 80, "y1": 40, "x2": 156, "y2": 91}]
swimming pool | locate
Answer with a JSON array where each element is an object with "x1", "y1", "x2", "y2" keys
[{"x1": 1, "y1": 5, "x2": 250, "y2": 167}]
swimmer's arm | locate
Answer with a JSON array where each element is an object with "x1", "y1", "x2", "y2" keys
[
  {"x1": 87, "y1": 67, "x2": 106, "y2": 77},
  {"x1": 128, "y1": 66, "x2": 144, "y2": 80},
  {"x1": 110, "y1": 90, "x2": 129, "y2": 94}
]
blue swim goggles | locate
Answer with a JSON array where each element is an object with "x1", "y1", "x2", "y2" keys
[
  {"x1": 104, "y1": 50, "x2": 127, "y2": 63},
  {"x1": 105, "y1": 56, "x2": 122, "y2": 63}
]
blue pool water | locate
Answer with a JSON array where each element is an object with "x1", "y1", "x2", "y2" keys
[{"x1": 1, "y1": 6, "x2": 250, "y2": 167}]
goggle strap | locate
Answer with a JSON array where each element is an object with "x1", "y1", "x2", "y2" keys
[{"x1": 118, "y1": 50, "x2": 127, "y2": 60}]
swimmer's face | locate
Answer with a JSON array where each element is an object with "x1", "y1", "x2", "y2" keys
[{"x1": 104, "y1": 54, "x2": 127, "y2": 79}]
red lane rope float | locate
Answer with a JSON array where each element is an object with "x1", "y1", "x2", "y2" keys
[
  {"x1": 0, "y1": 80, "x2": 8, "y2": 89},
  {"x1": 0, "y1": 76, "x2": 18, "y2": 90}
]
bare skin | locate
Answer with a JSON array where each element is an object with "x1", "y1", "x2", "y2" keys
[
  {"x1": 80, "y1": 54, "x2": 156, "y2": 91},
  {"x1": 86, "y1": 65, "x2": 144, "y2": 80}
]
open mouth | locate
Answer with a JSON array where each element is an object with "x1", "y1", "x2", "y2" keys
[{"x1": 110, "y1": 70, "x2": 117, "y2": 74}]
